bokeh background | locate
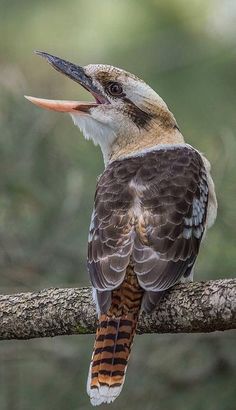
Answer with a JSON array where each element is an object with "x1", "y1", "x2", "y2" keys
[{"x1": 0, "y1": 0, "x2": 236, "y2": 409}]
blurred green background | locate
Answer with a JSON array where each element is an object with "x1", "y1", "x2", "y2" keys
[{"x1": 0, "y1": 0, "x2": 235, "y2": 409}]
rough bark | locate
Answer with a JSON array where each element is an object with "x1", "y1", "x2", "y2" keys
[{"x1": 0, "y1": 279, "x2": 235, "y2": 341}]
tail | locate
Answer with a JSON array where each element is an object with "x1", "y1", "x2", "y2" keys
[{"x1": 87, "y1": 268, "x2": 143, "y2": 406}]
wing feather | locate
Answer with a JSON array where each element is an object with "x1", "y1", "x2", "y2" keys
[
  {"x1": 133, "y1": 147, "x2": 208, "y2": 293},
  {"x1": 87, "y1": 146, "x2": 208, "y2": 312}
]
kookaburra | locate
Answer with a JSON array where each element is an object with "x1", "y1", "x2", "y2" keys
[{"x1": 26, "y1": 52, "x2": 217, "y2": 406}]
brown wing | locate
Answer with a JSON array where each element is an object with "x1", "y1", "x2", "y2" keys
[
  {"x1": 88, "y1": 146, "x2": 208, "y2": 313},
  {"x1": 87, "y1": 165, "x2": 136, "y2": 292},
  {"x1": 132, "y1": 147, "x2": 208, "y2": 310}
]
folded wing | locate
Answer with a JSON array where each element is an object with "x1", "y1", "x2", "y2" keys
[{"x1": 88, "y1": 146, "x2": 208, "y2": 313}]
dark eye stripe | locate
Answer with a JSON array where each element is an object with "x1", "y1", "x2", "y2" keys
[{"x1": 123, "y1": 97, "x2": 154, "y2": 128}]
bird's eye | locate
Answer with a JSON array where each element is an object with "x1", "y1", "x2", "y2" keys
[{"x1": 107, "y1": 82, "x2": 123, "y2": 96}]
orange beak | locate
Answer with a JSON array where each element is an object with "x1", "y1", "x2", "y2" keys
[
  {"x1": 24, "y1": 96, "x2": 98, "y2": 113},
  {"x1": 25, "y1": 51, "x2": 109, "y2": 114}
]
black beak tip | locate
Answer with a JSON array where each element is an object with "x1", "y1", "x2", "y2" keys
[
  {"x1": 32, "y1": 50, "x2": 90, "y2": 89},
  {"x1": 34, "y1": 50, "x2": 43, "y2": 56},
  {"x1": 34, "y1": 50, "x2": 72, "y2": 79},
  {"x1": 35, "y1": 50, "x2": 47, "y2": 57},
  {"x1": 34, "y1": 50, "x2": 56, "y2": 63}
]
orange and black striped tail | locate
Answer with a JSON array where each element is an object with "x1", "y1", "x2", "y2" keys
[
  {"x1": 87, "y1": 312, "x2": 139, "y2": 406},
  {"x1": 87, "y1": 267, "x2": 143, "y2": 406}
]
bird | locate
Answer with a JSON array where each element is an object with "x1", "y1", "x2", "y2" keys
[{"x1": 25, "y1": 51, "x2": 217, "y2": 406}]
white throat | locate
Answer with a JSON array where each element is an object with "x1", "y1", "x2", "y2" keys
[{"x1": 70, "y1": 113, "x2": 117, "y2": 165}]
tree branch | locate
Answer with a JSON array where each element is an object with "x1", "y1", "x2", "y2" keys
[{"x1": 0, "y1": 279, "x2": 235, "y2": 341}]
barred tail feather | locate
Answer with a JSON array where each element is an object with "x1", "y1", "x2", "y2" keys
[{"x1": 87, "y1": 313, "x2": 138, "y2": 406}]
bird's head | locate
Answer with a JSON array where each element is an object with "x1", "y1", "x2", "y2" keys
[{"x1": 26, "y1": 52, "x2": 182, "y2": 164}]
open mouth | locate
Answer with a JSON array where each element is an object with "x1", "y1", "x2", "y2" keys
[{"x1": 25, "y1": 51, "x2": 109, "y2": 113}]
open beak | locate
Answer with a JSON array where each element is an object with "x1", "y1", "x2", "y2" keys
[{"x1": 25, "y1": 51, "x2": 108, "y2": 113}]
